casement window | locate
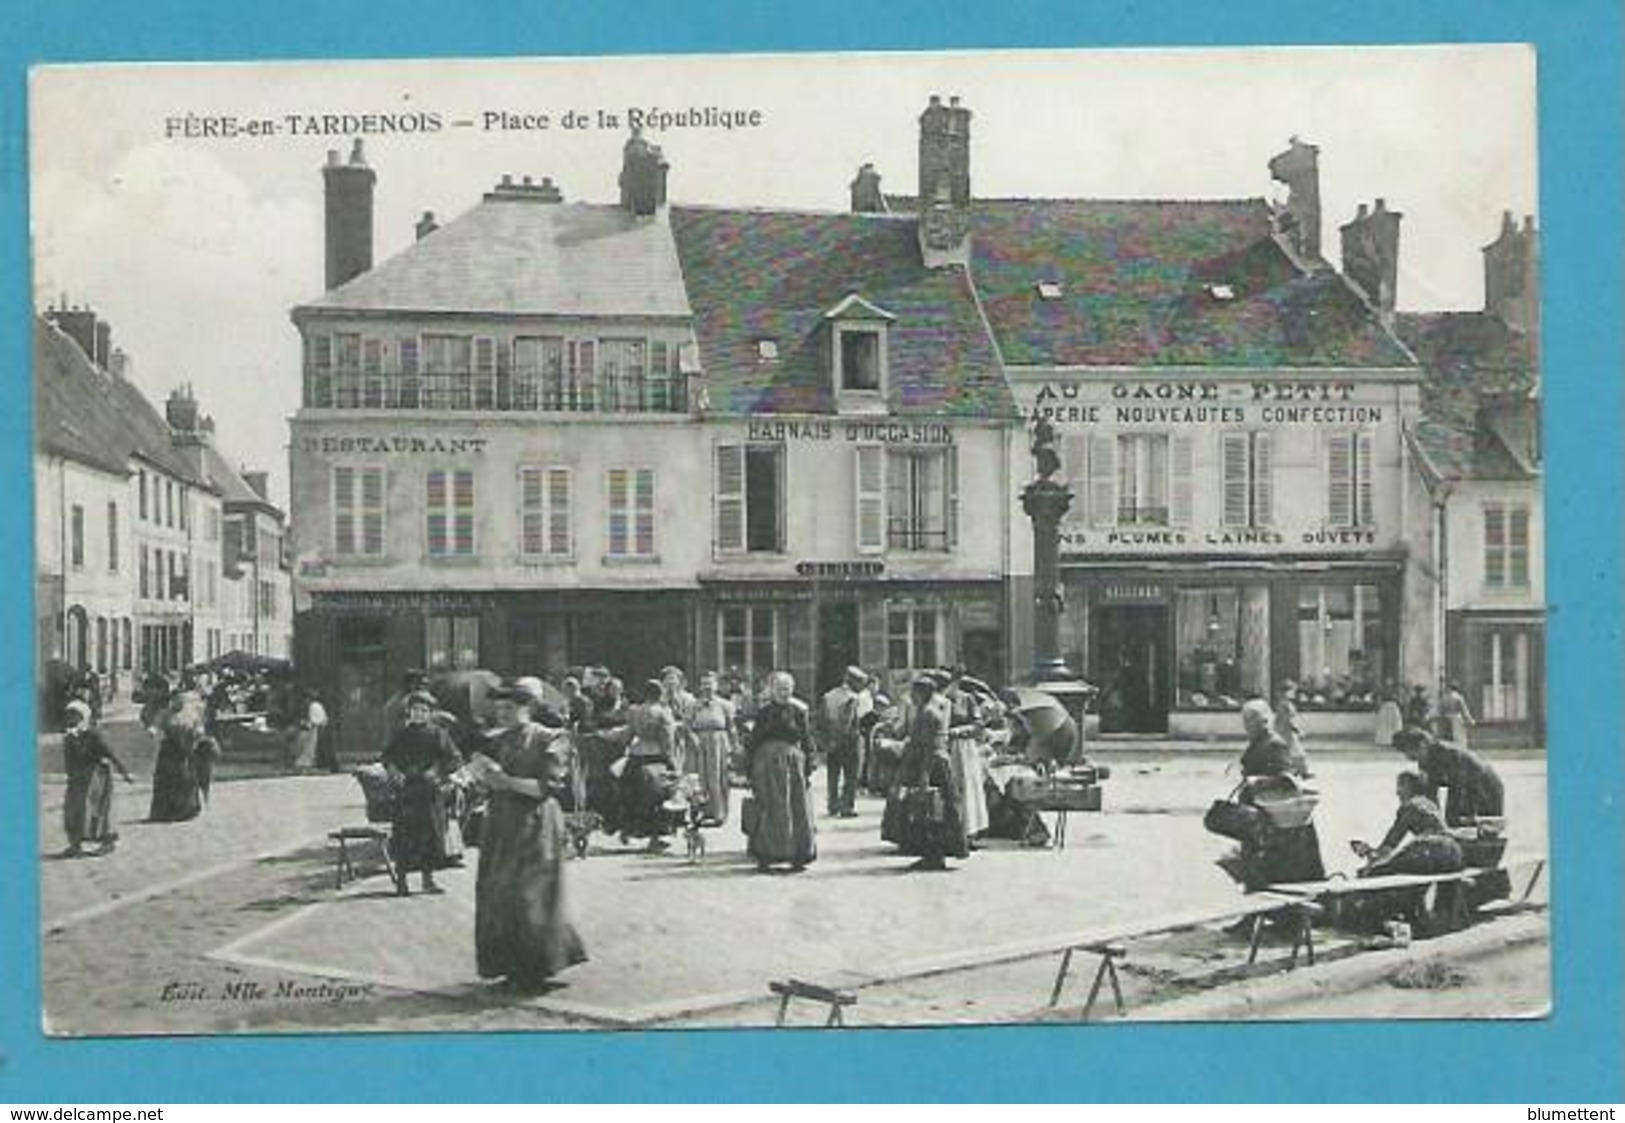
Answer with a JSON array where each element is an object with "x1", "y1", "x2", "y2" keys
[
  {"x1": 887, "y1": 604, "x2": 944, "y2": 670},
  {"x1": 569, "y1": 340, "x2": 598, "y2": 411},
  {"x1": 1221, "y1": 432, "x2": 1275, "y2": 528},
  {"x1": 426, "y1": 614, "x2": 481, "y2": 671},
  {"x1": 362, "y1": 338, "x2": 386, "y2": 408},
  {"x1": 122, "y1": 620, "x2": 132, "y2": 670},
  {"x1": 305, "y1": 334, "x2": 333, "y2": 407},
  {"x1": 138, "y1": 469, "x2": 148, "y2": 520},
  {"x1": 422, "y1": 334, "x2": 473, "y2": 409},
  {"x1": 139, "y1": 546, "x2": 150, "y2": 598},
  {"x1": 837, "y1": 327, "x2": 883, "y2": 393},
  {"x1": 853, "y1": 446, "x2": 959, "y2": 555},
  {"x1": 1107, "y1": 433, "x2": 1193, "y2": 527},
  {"x1": 472, "y1": 337, "x2": 498, "y2": 409},
  {"x1": 599, "y1": 339, "x2": 648, "y2": 412},
  {"x1": 332, "y1": 466, "x2": 386, "y2": 557},
  {"x1": 179, "y1": 487, "x2": 189, "y2": 533},
  {"x1": 1484, "y1": 502, "x2": 1531, "y2": 590},
  {"x1": 1482, "y1": 629, "x2": 1530, "y2": 721},
  {"x1": 398, "y1": 338, "x2": 421, "y2": 408},
  {"x1": 718, "y1": 606, "x2": 779, "y2": 683},
  {"x1": 1326, "y1": 432, "x2": 1375, "y2": 528},
  {"x1": 107, "y1": 502, "x2": 119, "y2": 572},
  {"x1": 647, "y1": 340, "x2": 679, "y2": 411},
  {"x1": 715, "y1": 443, "x2": 785, "y2": 554},
  {"x1": 165, "y1": 481, "x2": 175, "y2": 528},
  {"x1": 333, "y1": 332, "x2": 362, "y2": 408},
  {"x1": 69, "y1": 505, "x2": 84, "y2": 569},
  {"x1": 606, "y1": 467, "x2": 656, "y2": 559},
  {"x1": 519, "y1": 466, "x2": 573, "y2": 559},
  {"x1": 426, "y1": 469, "x2": 476, "y2": 557},
  {"x1": 514, "y1": 336, "x2": 566, "y2": 410}
]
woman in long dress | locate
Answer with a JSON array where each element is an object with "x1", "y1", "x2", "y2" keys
[
  {"x1": 686, "y1": 671, "x2": 736, "y2": 826},
  {"x1": 883, "y1": 675, "x2": 969, "y2": 871},
  {"x1": 1373, "y1": 681, "x2": 1404, "y2": 747},
  {"x1": 618, "y1": 680, "x2": 681, "y2": 849},
  {"x1": 1273, "y1": 680, "x2": 1308, "y2": 777},
  {"x1": 745, "y1": 671, "x2": 817, "y2": 872},
  {"x1": 382, "y1": 690, "x2": 463, "y2": 896},
  {"x1": 660, "y1": 666, "x2": 698, "y2": 777},
  {"x1": 474, "y1": 686, "x2": 587, "y2": 990},
  {"x1": 61, "y1": 700, "x2": 133, "y2": 857},
  {"x1": 1437, "y1": 682, "x2": 1476, "y2": 747},
  {"x1": 944, "y1": 678, "x2": 991, "y2": 846},
  {"x1": 148, "y1": 693, "x2": 204, "y2": 823}
]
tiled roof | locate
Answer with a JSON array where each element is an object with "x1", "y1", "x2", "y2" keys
[
  {"x1": 1412, "y1": 414, "x2": 1534, "y2": 484},
  {"x1": 1394, "y1": 311, "x2": 1537, "y2": 431},
  {"x1": 298, "y1": 199, "x2": 691, "y2": 319},
  {"x1": 889, "y1": 196, "x2": 1414, "y2": 369},
  {"x1": 670, "y1": 207, "x2": 1014, "y2": 418},
  {"x1": 34, "y1": 318, "x2": 135, "y2": 477},
  {"x1": 102, "y1": 375, "x2": 210, "y2": 487}
]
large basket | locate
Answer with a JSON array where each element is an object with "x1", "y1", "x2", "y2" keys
[
  {"x1": 352, "y1": 764, "x2": 399, "y2": 823},
  {"x1": 1008, "y1": 774, "x2": 1102, "y2": 812}
]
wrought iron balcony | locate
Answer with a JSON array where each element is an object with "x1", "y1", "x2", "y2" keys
[{"x1": 303, "y1": 370, "x2": 691, "y2": 414}]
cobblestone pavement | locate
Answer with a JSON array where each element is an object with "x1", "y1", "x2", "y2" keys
[{"x1": 38, "y1": 745, "x2": 1550, "y2": 1036}]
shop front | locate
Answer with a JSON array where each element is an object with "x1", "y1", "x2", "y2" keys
[
  {"x1": 1060, "y1": 560, "x2": 1402, "y2": 739},
  {"x1": 697, "y1": 568, "x2": 1005, "y2": 700},
  {"x1": 296, "y1": 587, "x2": 696, "y2": 758},
  {"x1": 1446, "y1": 609, "x2": 1546, "y2": 748}
]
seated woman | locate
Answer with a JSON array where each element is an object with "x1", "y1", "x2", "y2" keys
[
  {"x1": 1209, "y1": 698, "x2": 1324, "y2": 892},
  {"x1": 1352, "y1": 769, "x2": 1465, "y2": 878}
]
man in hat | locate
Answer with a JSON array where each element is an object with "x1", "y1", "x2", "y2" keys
[{"x1": 817, "y1": 666, "x2": 873, "y2": 818}]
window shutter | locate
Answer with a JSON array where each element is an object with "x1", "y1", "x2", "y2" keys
[
  {"x1": 333, "y1": 467, "x2": 354, "y2": 554},
  {"x1": 1252, "y1": 433, "x2": 1274, "y2": 527},
  {"x1": 1088, "y1": 434, "x2": 1116, "y2": 528},
  {"x1": 1356, "y1": 432, "x2": 1375, "y2": 528},
  {"x1": 945, "y1": 446, "x2": 960, "y2": 549},
  {"x1": 519, "y1": 468, "x2": 545, "y2": 555},
  {"x1": 1170, "y1": 434, "x2": 1195, "y2": 527},
  {"x1": 607, "y1": 468, "x2": 628, "y2": 556},
  {"x1": 1327, "y1": 434, "x2": 1353, "y2": 528},
  {"x1": 1062, "y1": 433, "x2": 1089, "y2": 500},
  {"x1": 547, "y1": 468, "x2": 572, "y2": 557},
  {"x1": 1509, "y1": 505, "x2": 1529, "y2": 587},
  {"x1": 1221, "y1": 433, "x2": 1249, "y2": 527},
  {"x1": 362, "y1": 468, "x2": 385, "y2": 556},
  {"x1": 634, "y1": 468, "x2": 655, "y2": 556},
  {"x1": 715, "y1": 443, "x2": 746, "y2": 553},
  {"x1": 1484, "y1": 504, "x2": 1506, "y2": 587},
  {"x1": 855, "y1": 445, "x2": 885, "y2": 554}
]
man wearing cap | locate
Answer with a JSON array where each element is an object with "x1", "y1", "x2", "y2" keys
[{"x1": 817, "y1": 667, "x2": 873, "y2": 819}]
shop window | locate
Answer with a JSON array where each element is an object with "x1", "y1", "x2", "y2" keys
[
  {"x1": 519, "y1": 466, "x2": 572, "y2": 559},
  {"x1": 1174, "y1": 588, "x2": 1244, "y2": 709},
  {"x1": 719, "y1": 606, "x2": 778, "y2": 687},
  {"x1": 885, "y1": 448, "x2": 958, "y2": 552},
  {"x1": 1484, "y1": 502, "x2": 1531, "y2": 590},
  {"x1": 69, "y1": 505, "x2": 83, "y2": 569},
  {"x1": 1481, "y1": 629, "x2": 1529, "y2": 721},
  {"x1": 1326, "y1": 432, "x2": 1375, "y2": 528},
  {"x1": 332, "y1": 466, "x2": 386, "y2": 557},
  {"x1": 606, "y1": 467, "x2": 656, "y2": 559},
  {"x1": 1221, "y1": 432, "x2": 1274, "y2": 528},
  {"x1": 426, "y1": 469, "x2": 476, "y2": 557},
  {"x1": 715, "y1": 444, "x2": 784, "y2": 554},
  {"x1": 426, "y1": 615, "x2": 481, "y2": 671},
  {"x1": 1293, "y1": 583, "x2": 1383, "y2": 709},
  {"x1": 886, "y1": 604, "x2": 943, "y2": 671}
]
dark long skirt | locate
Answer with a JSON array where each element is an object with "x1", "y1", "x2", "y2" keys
[
  {"x1": 882, "y1": 750, "x2": 969, "y2": 862},
  {"x1": 475, "y1": 792, "x2": 587, "y2": 986},
  {"x1": 149, "y1": 738, "x2": 201, "y2": 822},
  {"x1": 64, "y1": 764, "x2": 116, "y2": 845},
  {"x1": 391, "y1": 774, "x2": 451, "y2": 874},
  {"x1": 618, "y1": 756, "x2": 678, "y2": 838},
  {"x1": 1238, "y1": 822, "x2": 1325, "y2": 892},
  {"x1": 747, "y1": 740, "x2": 816, "y2": 867}
]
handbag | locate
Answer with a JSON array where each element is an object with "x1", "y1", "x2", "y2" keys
[{"x1": 1203, "y1": 791, "x2": 1266, "y2": 843}]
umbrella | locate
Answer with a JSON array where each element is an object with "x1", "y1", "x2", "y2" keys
[
  {"x1": 1004, "y1": 686, "x2": 1088, "y2": 767},
  {"x1": 210, "y1": 649, "x2": 292, "y2": 674},
  {"x1": 429, "y1": 668, "x2": 503, "y2": 725}
]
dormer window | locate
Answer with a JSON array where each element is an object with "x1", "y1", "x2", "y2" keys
[
  {"x1": 1206, "y1": 282, "x2": 1237, "y2": 302},
  {"x1": 1036, "y1": 280, "x2": 1065, "y2": 301},
  {"x1": 756, "y1": 339, "x2": 779, "y2": 363},
  {"x1": 824, "y1": 292, "x2": 895, "y2": 410}
]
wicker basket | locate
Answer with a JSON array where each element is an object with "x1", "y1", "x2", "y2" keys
[
  {"x1": 352, "y1": 764, "x2": 399, "y2": 823},
  {"x1": 1252, "y1": 789, "x2": 1318, "y2": 830}
]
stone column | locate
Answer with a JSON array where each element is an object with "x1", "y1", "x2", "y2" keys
[
  {"x1": 1238, "y1": 583, "x2": 1271, "y2": 697},
  {"x1": 1022, "y1": 478, "x2": 1075, "y2": 682}
]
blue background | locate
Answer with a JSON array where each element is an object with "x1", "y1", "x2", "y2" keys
[{"x1": 1, "y1": 0, "x2": 1619, "y2": 1104}]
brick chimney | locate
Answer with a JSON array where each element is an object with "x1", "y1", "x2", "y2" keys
[
  {"x1": 917, "y1": 95, "x2": 972, "y2": 266},
  {"x1": 415, "y1": 211, "x2": 438, "y2": 240},
  {"x1": 166, "y1": 384, "x2": 201, "y2": 434},
  {"x1": 484, "y1": 174, "x2": 564, "y2": 203},
  {"x1": 1268, "y1": 136, "x2": 1321, "y2": 261},
  {"x1": 851, "y1": 163, "x2": 885, "y2": 213},
  {"x1": 1484, "y1": 211, "x2": 1539, "y2": 337},
  {"x1": 323, "y1": 139, "x2": 376, "y2": 290},
  {"x1": 1339, "y1": 198, "x2": 1403, "y2": 321},
  {"x1": 618, "y1": 129, "x2": 668, "y2": 217},
  {"x1": 47, "y1": 305, "x2": 100, "y2": 367}
]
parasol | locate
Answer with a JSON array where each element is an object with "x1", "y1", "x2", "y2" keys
[
  {"x1": 1004, "y1": 686, "x2": 1083, "y2": 766},
  {"x1": 429, "y1": 668, "x2": 503, "y2": 725}
]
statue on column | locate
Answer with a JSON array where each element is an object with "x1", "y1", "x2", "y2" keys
[{"x1": 1031, "y1": 415, "x2": 1062, "y2": 482}]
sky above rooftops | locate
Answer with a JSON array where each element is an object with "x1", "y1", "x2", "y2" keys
[{"x1": 31, "y1": 46, "x2": 1535, "y2": 506}]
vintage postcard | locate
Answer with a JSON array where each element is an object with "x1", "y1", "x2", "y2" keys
[{"x1": 30, "y1": 46, "x2": 1547, "y2": 1036}]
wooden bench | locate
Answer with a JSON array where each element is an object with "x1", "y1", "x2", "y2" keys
[
  {"x1": 328, "y1": 826, "x2": 395, "y2": 890},
  {"x1": 1269, "y1": 854, "x2": 1547, "y2": 933},
  {"x1": 1046, "y1": 896, "x2": 1323, "y2": 1020},
  {"x1": 769, "y1": 979, "x2": 858, "y2": 1028}
]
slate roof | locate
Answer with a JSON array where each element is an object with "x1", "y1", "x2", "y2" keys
[
  {"x1": 34, "y1": 317, "x2": 135, "y2": 477},
  {"x1": 670, "y1": 206, "x2": 1014, "y2": 418},
  {"x1": 200, "y1": 443, "x2": 281, "y2": 514},
  {"x1": 1394, "y1": 311, "x2": 1537, "y2": 431},
  {"x1": 1412, "y1": 416, "x2": 1536, "y2": 485},
  {"x1": 298, "y1": 199, "x2": 691, "y2": 319},
  {"x1": 35, "y1": 316, "x2": 210, "y2": 487},
  {"x1": 888, "y1": 196, "x2": 1415, "y2": 369}
]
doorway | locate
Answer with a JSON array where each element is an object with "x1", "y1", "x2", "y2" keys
[
  {"x1": 336, "y1": 617, "x2": 390, "y2": 764},
  {"x1": 817, "y1": 602, "x2": 861, "y2": 695},
  {"x1": 1093, "y1": 605, "x2": 1170, "y2": 734}
]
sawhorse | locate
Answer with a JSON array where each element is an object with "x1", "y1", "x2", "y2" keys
[
  {"x1": 1048, "y1": 942, "x2": 1127, "y2": 1019},
  {"x1": 328, "y1": 826, "x2": 394, "y2": 890},
  {"x1": 1243, "y1": 898, "x2": 1323, "y2": 967},
  {"x1": 770, "y1": 979, "x2": 858, "y2": 1027}
]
